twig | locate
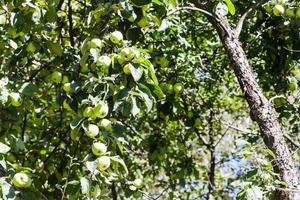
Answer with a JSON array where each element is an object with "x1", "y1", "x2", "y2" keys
[
  {"x1": 166, "y1": 6, "x2": 214, "y2": 18},
  {"x1": 235, "y1": 0, "x2": 268, "y2": 37}
]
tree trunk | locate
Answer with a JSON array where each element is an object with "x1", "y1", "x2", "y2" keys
[{"x1": 202, "y1": 13, "x2": 299, "y2": 200}]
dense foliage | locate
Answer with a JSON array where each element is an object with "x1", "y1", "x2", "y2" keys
[{"x1": 0, "y1": 0, "x2": 299, "y2": 199}]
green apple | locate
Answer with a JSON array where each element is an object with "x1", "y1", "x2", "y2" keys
[
  {"x1": 90, "y1": 38, "x2": 103, "y2": 49},
  {"x1": 94, "y1": 102, "x2": 109, "y2": 118},
  {"x1": 12, "y1": 172, "x2": 32, "y2": 188},
  {"x1": 99, "y1": 119, "x2": 112, "y2": 131},
  {"x1": 296, "y1": 7, "x2": 300, "y2": 18},
  {"x1": 97, "y1": 55, "x2": 111, "y2": 67},
  {"x1": 285, "y1": 9, "x2": 295, "y2": 18},
  {"x1": 83, "y1": 106, "x2": 94, "y2": 118},
  {"x1": 92, "y1": 142, "x2": 107, "y2": 156},
  {"x1": 162, "y1": 83, "x2": 173, "y2": 95},
  {"x1": 62, "y1": 75, "x2": 69, "y2": 84},
  {"x1": 85, "y1": 124, "x2": 99, "y2": 138},
  {"x1": 133, "y1": 178, "x2": 143, "y2": 189},
  {"x1": 10, "y1": 92, "x2": 22, "y2": 107},
  {"x1": 63, "y1": 83, "x2": 73, "y2": 93},
  {"x1": 137, "y1": 17, "x2": 149, "y2": 27},
  {"x1": 26, "y1": 42, "x2": 36, "y2": 53},
  {"x1": 110, "y1": 31, "x2": 123, "y2": 44},
  {"x1": 97, "y1": 156, "x2": 110, "y2": 170},
  {"x1": 155, "y1": 56, "x2": 169, "y2": 68},
  {"x1": 123, "y1": 63, "x2": 132, "y2": 75},
  {"x1": 117, "y1": 55, "x2": 126, "y2": 65},
  {"x1": 120, "y1": 47, "x2": 135, "y2": 61},
  {"x1": 174, "y1": 83, "x2": 184, "y2": 94},
  {"x1": 273, "y1": 4, "x2": 284, "y2": 16},
  {"x1": 51, "y1": 71, "x2": 62, "y2": 83}
]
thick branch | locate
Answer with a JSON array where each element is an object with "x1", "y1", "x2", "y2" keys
[
  {"x1": 167, "y1": 6, "x2": 214, "y2": 18},
  {"x1": 235, "y1": 0, "x2": 268, "y2": 37}
]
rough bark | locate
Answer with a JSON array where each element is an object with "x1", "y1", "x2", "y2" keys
[{"x1": 194, "y1": 3, "x2": 300, "y2": 198}]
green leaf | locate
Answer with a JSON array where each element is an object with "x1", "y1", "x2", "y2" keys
[
  {"x1": 80, "y1": 177, "x2": 90, "y2": 194},
  {"x1": 110, "y1": 156, "x2": 128, "y2": 175},
  {"x1": 19, "y1": 82, "x2": 38, "y2": 96},
  {"x1": 131, "y1": 0, "x2": 151, "y2": 7},
  {"x1": 224, "y1": 0, "x2": 236, "y2": 15},
  {"x1": 130, "y1": 96, "x2": 140, "y2": 116},
  {"x1": 70, "y1": 118, "x2": 83, "y2": 130},
  {"x1": 129, "y1": 64, "x2": 143, "y2": 82},
  {"x1": 1, "y1": 180, "x2": 16, "y2": 200},
  {"x1": 0, "y1": 142, "x2": 10, "y2": 154}
]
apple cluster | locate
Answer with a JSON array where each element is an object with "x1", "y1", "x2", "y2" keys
[{"x1": 264, "y1": 1, "x2": 300, "y2": 18}]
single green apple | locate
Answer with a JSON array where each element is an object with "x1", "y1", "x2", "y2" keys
[
  {"x1": 97, "y1": 55, "x2": 111, "y2": 67},
  {"x1": 133, "y1": 178, "x2": 143, "y2": 189},
  {"x1": 12, "y1": 172, "x2": 32, "y2": 188},
  {"x1": 110, "y1": 31, "x2": 123, "y2": 44},
  {"x1": 97, "y1": 156, "x2": 110, "y2": 170},
  {"x1": 123, "y1": 63, "x2": 132, "y2": 75},
  {"x1": 83, "y1": 106, "x2": 94, "y2": 118},
  {"x1": 120, "y1": 47, "x2": 135, "y2": 61},
  {"x1": 85, "y1": 124, "x2": 99, "y2": 138},
  {"x1": 10, "y1": 92, "x2": 22, "y2": 107},
  {"x1": 51, "y1": 71, "x2": 62, "y2": 83},
  {"x1": 63, "y1": 83, "x2": 73, "y2": 93},
  {"x1": 173, "y1": 83, "x2": 184, "y2": 94},
  {"x1": 92, "y1": 142, "x2": 107, "y2": 156},
  {"x1": 94, "y1": 102, "x2": 109, "y2": 118},
  {"x1": 90, "y1": 38, "x2": 104, "y2": 49},
  {"x1": 273, "y1": 4, "x2": 285, "y2": 16},
  {"x1": 99, "y1": 119, "x2": 112, "y2": 131}
]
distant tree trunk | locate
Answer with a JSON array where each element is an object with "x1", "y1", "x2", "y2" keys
[{"x1": 195, "y1": 4, "x2": 299, "y2": 199}]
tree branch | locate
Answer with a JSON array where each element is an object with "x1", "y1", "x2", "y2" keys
[
  {"x1": 68, "y1": 0, "x2": 75, "y2": 47},
  {"x1": 235, "y1": 0, "x2": 268, "y2": 37},
  {"x1": 166, "y1": 6, "x2": 214, "y2": 18}
]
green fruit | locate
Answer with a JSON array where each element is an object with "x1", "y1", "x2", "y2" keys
[
  {"x1": 110, "y1": 31, "x2": 123, "y2": 44},
  {"x1": 273, "y1": 4, "x2": 284, "y2": 16},
  {"x1": 92, "y1": 142, "x2": 107, "y2": 156},
  {"x1": 296, "y1": 7, "x2": 300, "y2": 18},
  {"x1": 90, "y1": 38, "x2": 103, "y2": 49},
  {"x1": 62, "y1": 76, "x2": 69, "y2": 84},
  {"x1": 97, "y1": 55, "x2": 111, "y2": 67},
  {"x1": 97, "y1": 156, "x2": 110, "y2": 170},
  {"x1": 26, "y1": 42, "x2": 36, "y2": 53},
  {"x1": 85, "y1": 124, "x2": 99, "y2": 138},
  {"x1": 94, "y1": 102, "x2": 109, "y2": 118},
  {"x1": 120, "y1": 47, "x2": 135, "y2": 61},
  {"x1": 63, "y1": 83, "x2": 73, "y2": 93},
  {"x1": 12, "y1": 172, "x2": 31, "y2": 188},
  {"x1": 10, "y1": 92, "x2": 22, "y2": 107},
  {"x1": 173, "y1": 83, "x2": 184, "y2": 94},
  {"x1": 83, "y1": 106, "x2": 94, "y2": 118},
  {"x1": 99, "y1": 119, "x2": 112, "y2": 131},
  {"x1": 51, "y1": 71, "x2": 62, "y2": 83},
  {"x1": 137, "y1": 17, "x2": 149, "y2": 27},
  {"x1": 163, "y1": 84, "x2": 173, "y2": 94},
  {"x1": 123, "y1": 64, "x2": 132, "y2": 75},
  {"x1": 285, "y1": 9, "x2": 295, "y2": 18},
  {"x1": 155, "y1": 56, "x2": 169, "y2": 68},
  {"x1": 133, "y1": 179, "x2": 143, "y2": 189}
]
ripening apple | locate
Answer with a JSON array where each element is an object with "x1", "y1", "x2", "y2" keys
[
  {"x1": 97, "y1": 156, "x2": 110, "y2": 170},
  {"x1": 51, "y1": 71, "x2": 62, "y2": 83},
  {"x1": 85, "y1": 124, "x2": 99, "y2": 138},
  {"x1": 26, "y1": 42, "x2": 36, "y2": 53},
  {"x1": 62, "y1": 75, "x2": 69, "y2": 84},
  {"x1": 273, "y1": 4, "x2": 285, "y2": 16},
  {"x1": 99, "y1": 119, "x2": 112, "y2": 131},
  {"x1": 162, "y1": 83, "x2": 173, "y2": 95},
  {"x1": 120, "y1": 47, "x2": 135, "y2": 61},
  {"x1": 90, "y1": 38, "x2": 104, "y2": 49},
  {"x1": 12, "y1": 172, "x2": 32, "y2": 188},
  {"x1": 94, "y1": 102, "x2": 109, "y2": 118},
  {"x1": 133, "y1": 178, "x2": 143, "y2": 189},
  {"x1": 137, "y1": 17, "x2": 149, "y2": 27},
  {"x1": 97, "y1": 55, "x2": 111, "y2": 67},
  {"x1": 173, "y1": 83, "x2": 184, "y2": 94},
  {"x1": 155, "y1": 56, "x2": 169, "y2": 68},
  {"x1": 110, "y1": 31, "x2": 123, "y2": 44},
  {"x1": 123, "y1": 63, "x2": 132, "y2": 75},
  {"x1": 10, "y1": 92, "x2": 22, "y2": 107},
  {"x1": 83, "y1": 106, "x2": 94, "y2": 118},
  {"x1": 92, "y1": 142, "x2": 107, "y2": 156},
  {"x1": 296, "y1": 7, "x2": 300, "y2": 18},
  {"x1": 285, "y1": 9, "x2": 295, "y2": 18},
  {"x1": 63, "y1": 83, "x2": 73, "y2": 93}
]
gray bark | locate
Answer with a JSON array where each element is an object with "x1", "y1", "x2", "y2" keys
[{"x1": 196, "y1": 5, "x2": 300, "y2": 199}]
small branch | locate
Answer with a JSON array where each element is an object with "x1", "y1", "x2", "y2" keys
[
  {"x1": 21, "y1": 110, "x2": 28, "y2": 142},
  {"x1": 195, "y1": 130, "x2": 209, "y2": 147},
  {"x1": 166, "y1": 6, "x2": 214, "y2": 18},
  {"x1": 56, "y1": 0, "x2": 65, "y2": 11},
  {"x1": 235, "y1": 0, "x2": 268, "y2": 37},
  {"x1": 283, "y1": 47, "x2": 300, "y2": 53},
  {"x1": 67, "y1": 0, "x2": 75, "y2": 47},
  {"x1": 111, "y1": 182, "x2": 117, "y2": 200}
]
